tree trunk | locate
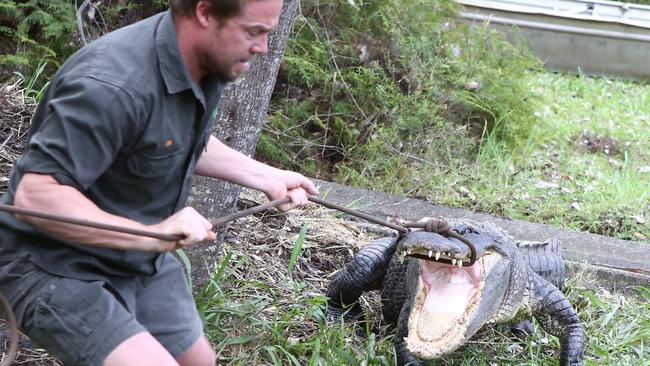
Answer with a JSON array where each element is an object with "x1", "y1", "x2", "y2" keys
[{"x1": 185, "y1": 0, "x2": 300, "y2": 291}]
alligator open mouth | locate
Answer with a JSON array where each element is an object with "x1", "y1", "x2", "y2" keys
[{"x1": 400, "y1": 245, "x2": 500, "y2": 359}]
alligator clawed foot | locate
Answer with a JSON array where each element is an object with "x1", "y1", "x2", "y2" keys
[
  {"x1": 506, "y1": 319, "x2": 536, "y2": 340},
  {"x1": 326, "y1": 302, "x2": 371, "y2": 337},
  {"x1": 326, "y1": 302, "x2": 366, "y2": 324}
]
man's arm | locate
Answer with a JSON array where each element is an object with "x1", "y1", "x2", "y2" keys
[
  {"x1": 14, "y1": 173, "x2": 215, "y2": 252},
  {"x1": 194, "y1": 136, "x2": 318, "y2": 211}
]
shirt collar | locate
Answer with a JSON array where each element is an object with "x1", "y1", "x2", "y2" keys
[{"x1": 155, "y1": 10, "x2": 204, "y2": 102}]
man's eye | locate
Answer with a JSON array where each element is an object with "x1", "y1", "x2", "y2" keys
[{"x1": 248, "y1": 29, "x2": 261, "y2": 37}]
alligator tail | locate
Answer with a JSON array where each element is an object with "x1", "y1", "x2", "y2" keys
[{"x1": 529, "y1": 272, "x2": 585, "y2": 366}]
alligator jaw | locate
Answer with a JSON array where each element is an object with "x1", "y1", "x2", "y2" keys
[
  {"x1": 403, "y1": 253, "x2": 498, "y2": 359},
  {"x1": 399, "y1": 247, "x2": 472, "y2": 267}
]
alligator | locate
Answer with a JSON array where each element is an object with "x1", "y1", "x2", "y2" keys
[{"x1": 326, "y1": 220, "x2": 585, "y2": 365}]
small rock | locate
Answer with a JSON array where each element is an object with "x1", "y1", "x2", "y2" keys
[
  {"x1": 464, "y1": 81, "x2": 481, "y2": 91},
  {"x1": 536, "y1": 181, "x2": 559, "y2": 189},
  {"x1": 608, "y1": 158, "x2": 622, "y2": 170}
]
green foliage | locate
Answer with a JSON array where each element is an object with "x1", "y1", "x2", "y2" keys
[
  {"x1": 175, "y1": 248, "x2": 193, "y2": 290},
  {"x1": 0, "y1": 0, "x2": 168, "y2": 87},
  {"x1": 286, "y1": 223, "x2": 308, "y2": 276},
  {"x1": 0, "y1": 0, "x2": 77, "y2": 80},
  {"x1": 262, "y1": 0, "x2": 542, "y2": 195},
  {"x1": 12, "y1": 58, "x2": 50, "y2": 100}
]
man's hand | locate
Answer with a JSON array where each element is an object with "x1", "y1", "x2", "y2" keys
[
  {"x1": 150, "y1": 207, "x2": 216, "y2": 251},
  {"x1": 265, "y1": 170, "x2": 319, "y2": 211}
]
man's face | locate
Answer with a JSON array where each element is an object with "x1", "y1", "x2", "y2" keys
[{"x1": 201, "y1": 0, "x2": 283, "y2": 81}]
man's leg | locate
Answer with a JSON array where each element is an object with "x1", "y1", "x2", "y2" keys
[
  {"x1": 135, "y1": 253, "x2": 215, "y2": 366},
  {"x1": 175, "y1": 334, "x2": 216, "y2": 366},
  {"x1": 0, "y1": 256, "x2": 151, "y2": 365},
  {"x1": 103, "y1": 332, "x2": 179, "y2": 366}
]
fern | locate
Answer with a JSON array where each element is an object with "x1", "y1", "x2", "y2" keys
[{"x1": 0, "y1": 0, "x2": 168, "y2": 87}]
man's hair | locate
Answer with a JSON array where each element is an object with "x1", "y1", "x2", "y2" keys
[{"x1": 170, "y1": 0, "x2": 248, "y2": 19}]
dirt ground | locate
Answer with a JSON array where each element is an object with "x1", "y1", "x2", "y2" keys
[{"x1": 0, "y1": 83, "x2": 32, "y2": 194}]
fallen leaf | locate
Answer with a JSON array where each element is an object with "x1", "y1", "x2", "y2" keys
[
  {"x1": 536, "y1": 181, "x2": 559, "y2": 189},
  {"x1": 608, "y1": 158, "x2": 622, "y2": 170},
  {"x1": 633, "y1": 232, "x2": 647, "y2": 240}
]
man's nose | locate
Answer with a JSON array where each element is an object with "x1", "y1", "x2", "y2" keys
[{"x1": 251, "y1": 34, "x2": 269, "y2": 54}]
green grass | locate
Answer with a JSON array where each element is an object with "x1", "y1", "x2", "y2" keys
[
  {"x1": 197, "y1": 246, "x2": 650, "y2": 365},
  {"x1": 326, "y1": 71, "x2": 650, "y2": 241},
  {"x1": 458, "y1": 72, "x2": 650, "y2": 241}
]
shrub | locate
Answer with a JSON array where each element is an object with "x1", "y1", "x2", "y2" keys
[{"x1": 262, "y1": 0, "x2": 542, "y2": 191}]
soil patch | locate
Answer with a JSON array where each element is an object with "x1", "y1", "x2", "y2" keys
[{"x1": 0, "y1": 83, "x2": 33, "y2": 194}]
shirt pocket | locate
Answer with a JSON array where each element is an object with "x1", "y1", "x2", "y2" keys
[{"x1": 126, "y1": 148, "x2": 186, "y2": 178}]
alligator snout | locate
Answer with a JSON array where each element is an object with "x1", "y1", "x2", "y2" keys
[{"x1": 398, "y1": 231, "x2": 473, "y2": 267}]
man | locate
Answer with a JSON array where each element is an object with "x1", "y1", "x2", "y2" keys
[{"x1": 0, "y1": 0, "x2": 315, "y2": 365}]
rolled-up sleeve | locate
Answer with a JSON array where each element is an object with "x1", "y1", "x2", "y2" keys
[{"x1": 17, "y1": 75, "x2": 143, "y2": 191}]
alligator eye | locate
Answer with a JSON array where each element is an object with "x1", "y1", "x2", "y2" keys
[{"x1": 454, "y1": 224, "x2": 474, "y2": 235}]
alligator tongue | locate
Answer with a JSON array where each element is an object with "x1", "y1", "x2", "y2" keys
[{"x1": 417, "y1": 261, "x2": 479, "y2": 341}]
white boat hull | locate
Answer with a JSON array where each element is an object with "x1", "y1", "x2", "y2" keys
[{"x1": 457, "y1": 0, "x2": 650, "y2": 79}]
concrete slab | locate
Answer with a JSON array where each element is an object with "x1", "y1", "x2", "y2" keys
[{"x1": 314, "y1": 179, "x2": 650, "y2": 295}]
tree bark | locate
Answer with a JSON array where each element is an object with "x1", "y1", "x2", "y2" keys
[{"x1": 185, "y1": 0, "x2": 300, "y2": 291}]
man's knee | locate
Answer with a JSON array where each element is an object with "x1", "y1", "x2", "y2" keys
[
  {"x1": 176, "y1": 335, "x2": 215, "y2": 366},
  {"x1": 104, "y1": 332, "x2": 178, "y2": 366}
]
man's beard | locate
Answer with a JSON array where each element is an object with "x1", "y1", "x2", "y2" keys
[
  {"x1": 207, "y1": 61, "x2": 236, "y2": 82},
  {"x1": 201, "y1": 52, "x2": 238, "y2": 82}
]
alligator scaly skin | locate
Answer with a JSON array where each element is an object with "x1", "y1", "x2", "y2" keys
[{"x1": 326, "y1": 223, "x2": 585, "y2": 366}]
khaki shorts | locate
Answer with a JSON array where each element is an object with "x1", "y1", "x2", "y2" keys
[{"x1": 0, "y1": 252, "x2": 202, "y2": 366}]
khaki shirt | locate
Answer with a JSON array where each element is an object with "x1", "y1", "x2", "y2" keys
[{"x1": 0, "y1": 10, "x2": 225, "y2": 279}]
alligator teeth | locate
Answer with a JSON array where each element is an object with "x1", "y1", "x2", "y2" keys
[
  {"x1": 451, "y1": 259, "x2": 457, "y2": 266},
  {"x1": 435, "y1": 251, "x2": 441, "y2": 260},
  {"x1": 457, "y1": 260, "x2": 463, "y2": 268},
  {"x1": 407, "y1": 248, "x2": 412, "y2": 255},
  {"x1": 428, "y1": 250, "x2": 433, "y2": 258},
  {"x1": 399, "y1": 251, "x2": 406, "y2": 264}
]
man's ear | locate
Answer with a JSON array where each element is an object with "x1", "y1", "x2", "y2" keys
[{"x1": 194, "y1": 0, "x2": 212, "y2": 28}]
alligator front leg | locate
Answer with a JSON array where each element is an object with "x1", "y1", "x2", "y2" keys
[
  {"x1": 326, "y1": 236, "x2": 398, "y2": 322},
  {"x1": 528, "y1": 272, "x2": 585, "y2": 366}
]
